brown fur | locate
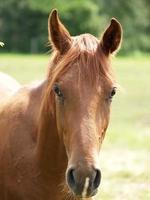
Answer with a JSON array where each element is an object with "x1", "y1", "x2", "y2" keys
[{"x1": 0, "y1": 9, "x2": 122, "y2": 200}]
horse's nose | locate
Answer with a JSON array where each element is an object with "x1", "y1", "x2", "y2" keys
[{"x1": 66, "y1": 167, "x2": 101, "y2": 197}]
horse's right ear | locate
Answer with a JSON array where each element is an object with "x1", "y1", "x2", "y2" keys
[
  {"x1": 100, "y1": 18, "x2": 122, "y2": 55},
  {"x1": 48, "y1": 9, "x2": 72, "y2": 54}
]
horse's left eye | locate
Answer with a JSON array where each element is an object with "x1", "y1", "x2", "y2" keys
[
  {"x1": 110, "y1": 87, "x2": 117, "y2": 99},
  {"x1": 53, "y1": 84, "x2": 63, "y2": 98}
]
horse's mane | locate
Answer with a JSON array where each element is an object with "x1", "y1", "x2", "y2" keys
[{"x1": 39, "y1": 33, "x2": 114, "y2": 118}]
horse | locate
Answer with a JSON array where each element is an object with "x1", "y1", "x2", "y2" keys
[{"x1": 0, "y1": 9, "x2": 122, "y2": 200}]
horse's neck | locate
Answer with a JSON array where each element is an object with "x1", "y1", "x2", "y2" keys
[{"x1": 35, "y1": 85, "x2": 67, "y2": 176}]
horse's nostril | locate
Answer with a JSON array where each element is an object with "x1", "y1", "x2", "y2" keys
[
  {"x1": 93, "y1": 169, "x2": 101, "y2": 189},
  {"x1": 67, "y1": 167, "x2": 101, "y2": 197},
  {"x1": 67, "y1": 168, "x2": 76, "y2": 188}
]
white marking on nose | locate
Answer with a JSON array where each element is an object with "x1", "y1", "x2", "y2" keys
[{"x1": 82, "y1": 177, "x2": 90, "y2": 198}]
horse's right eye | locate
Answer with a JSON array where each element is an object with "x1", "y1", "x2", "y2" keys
[
  {"x1": 110, "y1": 87, "x2": 116, "y2": 98},
  {"x1": 109, "y1": 87, "x2": 117, "y2": 101},
  {"x1": 53, "y1": 84, "x2": 63, "y2": 98}
]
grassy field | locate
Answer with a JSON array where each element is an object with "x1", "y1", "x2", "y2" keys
[{"x1": 0, "y1": 53, "x2": 150, "y2": 199}]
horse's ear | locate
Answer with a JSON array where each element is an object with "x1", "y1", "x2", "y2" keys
[
  {"x1": 101, "y1": 18, "x2": 122, "y2": 55},
  {"x1": 48, "y1": 9, "x2": 71, "y2": 54}
]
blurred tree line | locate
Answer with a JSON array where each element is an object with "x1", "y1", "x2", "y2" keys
[{"x1": 0, "y1": 0, "x2": 149, "y2": 54}]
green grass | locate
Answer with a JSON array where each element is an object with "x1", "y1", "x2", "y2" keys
[
  {"x1": 0, "y1": 53, "x2": 47, "y2": 83},
  {"x1": 107, "y1": 56, "x2": 150, "y2": 150},
  {"x1": 0, "y1": 53, "x2": 150, "y2": 199}
]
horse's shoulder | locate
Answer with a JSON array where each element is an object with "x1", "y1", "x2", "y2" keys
[
  {"x1": 0, "y1": 81, "x2": 44, "y2": 132},
  {"x1": 0, "y1": 85, "x2": 38, "y2": 152}
]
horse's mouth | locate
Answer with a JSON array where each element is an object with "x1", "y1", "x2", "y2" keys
[{"x1": 73, "y1": 188, "x2": 98, "y2": 199}]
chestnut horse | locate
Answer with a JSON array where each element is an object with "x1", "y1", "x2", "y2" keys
[{"x1": 0, "y1": 10, "x2": 122, "y2": 200}]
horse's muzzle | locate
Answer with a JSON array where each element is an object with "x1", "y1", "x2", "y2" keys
[{"x1": 66, "y1": 166, "x2": 101, "y2": 198}]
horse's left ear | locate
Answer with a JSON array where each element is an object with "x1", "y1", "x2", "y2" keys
[
  {"x1": 48, "y1": 9, "x2": 72, "y2": 54},
  {"x1": 101, "y1": 18, "x2": 122, "y2": 55}
]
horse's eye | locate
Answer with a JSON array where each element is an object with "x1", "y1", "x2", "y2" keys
[
  {"x1": 53, "y1": 84, "x2": 63, "y2": 98},
  {"x1": 110, "y1": 87, "x2": 117, "y2": 99}
]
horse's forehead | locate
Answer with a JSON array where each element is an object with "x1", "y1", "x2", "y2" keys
[{"x1": 59, "y1": 69, "x2": 110, "y2": 95}]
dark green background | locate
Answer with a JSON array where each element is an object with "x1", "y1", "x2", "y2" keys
[{"x1": 0, "y1": 0, "x2": 150, "y2": 54}]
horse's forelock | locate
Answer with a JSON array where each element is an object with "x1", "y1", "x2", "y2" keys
[
  {"x1": 48, "y1": 33, "x2": 113, "y2": 87},
  {"x1": 42, "y1": 34, "x2": 114, "y2": 114}
]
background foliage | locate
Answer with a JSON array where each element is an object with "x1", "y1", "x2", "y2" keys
[{"x1": 0, "y1": 0, "x2": 150, "y2": 54}]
